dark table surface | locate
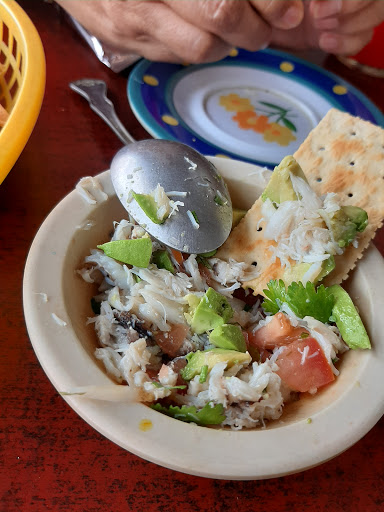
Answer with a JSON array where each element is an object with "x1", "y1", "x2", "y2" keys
[{"x1": 1, "y1": 1, "x2": 383, "y2": 511}]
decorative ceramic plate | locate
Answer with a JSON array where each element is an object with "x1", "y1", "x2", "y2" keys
[
  {"x1": 128, "y1": 48, "x2": 384, "y2": 168},
  {"x1": 23, "y1": 158, "x2": 384, "y2": 480}
]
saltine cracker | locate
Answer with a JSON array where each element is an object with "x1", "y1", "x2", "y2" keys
[{"x1": 217, "y1": 109, "x2": 384, "y2": 295}]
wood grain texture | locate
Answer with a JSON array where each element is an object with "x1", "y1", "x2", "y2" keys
[{"x1": 0, "y1": 1, "x2": 383, "y2": 510}]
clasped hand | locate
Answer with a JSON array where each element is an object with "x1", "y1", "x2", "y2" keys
[{"x1": 56, "y1": 0, "x2": 384, "y2": 63}]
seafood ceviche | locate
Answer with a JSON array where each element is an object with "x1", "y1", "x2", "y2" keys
[{"x1": 78, "y1": 155, "x2": 371, "y2": 430}]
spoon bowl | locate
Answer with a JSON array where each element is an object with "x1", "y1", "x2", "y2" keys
[
  {"x1": 110, "y1": 139, "x2": 232, "y2": 254},
  {"x1": 70, "y1": 79, "x2": 232, "y2": 253}
]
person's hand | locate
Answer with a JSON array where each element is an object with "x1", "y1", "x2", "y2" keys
[
  {"x1": 57, "y1": 0, "x2": 384, "y2": 62},
  {"x1": 271, "y1": 0, "x2": 384, "y2": 56},
  {"x1": 55, "y1": 0, "x2": 304, "y2": 63}
]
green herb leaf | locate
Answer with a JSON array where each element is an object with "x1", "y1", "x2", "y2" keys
[
  {"x1": 191, "y1": 210, "x2": 200, "y2": 224},
  {"x1": 258, "y1": 101, "x2": 286, "y2": 112},
  {"x1": 282, "y1": 118, "x2": 297, "y2": 132},
  {"x1": 151, "y1": 402, "x2": 225, "y2": 425},
  {"x1": 196, "y1": 255, "x2": 212, "y2": 269},
  {"x1": 197, "y1": 249, "x2": 217, "y2": 269},
  {"x1": 214, "y1": 193, "x2": 228, "y2": 206},
  {"x1": 262, "y1": 280, "x2": 335, "y2": 324},
  {"x1": 262, "y1": 279, "x2": 288, "y2": 315}
]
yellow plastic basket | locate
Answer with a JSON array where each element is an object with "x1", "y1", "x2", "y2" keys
[{"x1": 0, "y1": 0, "x2": 45, "y2": 185}]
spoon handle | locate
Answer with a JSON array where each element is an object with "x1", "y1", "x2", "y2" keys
[{"x1": 69, "y1": 79, "x2": 135, "y2": 145}]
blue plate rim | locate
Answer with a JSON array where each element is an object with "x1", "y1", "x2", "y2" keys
[{"x1": 128, "y1": 48, "x2": 384, "y2": 167}]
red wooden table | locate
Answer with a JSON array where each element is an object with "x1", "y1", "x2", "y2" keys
[{"x1": 1, "y1": 2, "x2": 383, "y2": 510}]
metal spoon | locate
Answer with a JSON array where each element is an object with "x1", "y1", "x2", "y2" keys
[{"x1": 69, "y1": 79, "x2": 232, "y2": 254}]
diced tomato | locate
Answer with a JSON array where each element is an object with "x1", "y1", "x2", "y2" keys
[
  {"x1": 154, "y1": 323, "x2": 189, "y2": 357},
  {"x1": 246, "y1": 312, "x2": 309, "y2": 350},
  {"x1": 171, "y1": 249, "x2": 184, "y2": 266},
  {"x1": 275, "y1": 337, "x2": 335, "y2": 393}
]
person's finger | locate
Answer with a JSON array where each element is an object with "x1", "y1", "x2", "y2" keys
[
  {"x1": 110, "y1": 1, "x2": 233, "y2": 63},
  {"x1": 310, "y1": 0, "x2": 343, "y2": 19},
  {"x1": 250, "y1": 0, "x2": 304, "y2": 29},
  {"x1": 57, "y1": 0, "x2": 232, "y2": 64},
  {"x1": 313, "y1": 16, "x2": 339, "y2": 31},
  {"x1": 311, "y1": 0, "x2": 383, "y2": 20},
  {"x1": 163, "y1": 0, "x2": 272, "y2": 52},
  {"x1": 128, "y1": 39, "x2": 188, "y2": 63},
  {"x1": 330, "y1": 0, "x2": 378, "y2": 17},
  {"x1": 142, "y1": 3, "x2": 233, "y2": 63},
  {"x1": 331, "y1": 1, "x2": 384, "y2": 34},
  {"x1": 149, "y1": 31, "x2": 231, "y2": 64},
  {"x1": 319, "y1": 29, "x2": 374, "y2": 55}
]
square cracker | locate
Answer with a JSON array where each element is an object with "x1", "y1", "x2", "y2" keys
[{"x1": 217, "y1": 109, "x2": 384, "y2": 295}]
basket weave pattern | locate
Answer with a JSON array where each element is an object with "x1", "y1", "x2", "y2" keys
[
  {"x1": 0, "y1": 0, "x2": 45, "y2": 184},
  {"x1": 0, "y1": 14, "x2": 23, "y2": 112}
]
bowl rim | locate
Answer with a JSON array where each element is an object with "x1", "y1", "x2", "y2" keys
[{"x1": 23, "y1": 158, "x2": 384, "y2": 479}]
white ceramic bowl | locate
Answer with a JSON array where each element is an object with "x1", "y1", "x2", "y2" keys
[{"x1": 23, "y1": 157, "x2": 384, "y2": 480}]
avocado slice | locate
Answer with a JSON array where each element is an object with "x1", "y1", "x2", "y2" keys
[
  {"x1": 261, "y1": 155, "x2": 308, "y2": 204},
  {"x1": 232, "y1": 208, "x2": 247, "y2": 228},
  {"x1": 330, "y1": 206, "x2": 368, "y2": 248},
  {"x1": 181, "y1": 348, "x2": 252, "y2": 381},
  {"x1": 316, "y1": 256, "x2": 336, "y2": 282},
  {"x1": 209, "y1": 324, "x2": 247, "y2": 352},
  {"x1": 152, "y1": 250, "x2": 175, "y2": 273},
  {"x1": 282, "y1": 256, "x2": 335, "y2": 286},
  {"x1": 327, "y1": 285, "x2": 371, "y2": 350},
  {"x1": 132, "y1": 191, "x2": 167, "y2": 224},
  {"x1": 185, "y1": 288, "x2": 234, "y2": 335},
  {"x1": 97, "y1": 237, "x2": 152, "y2": 268}
]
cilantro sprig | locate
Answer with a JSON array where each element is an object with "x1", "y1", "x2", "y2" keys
[
  {"x1": 151, "y1": 402, "x2": 225, "y2": 425},
  {"x1": 262, "y1": 279, "x2": 335, "y2": 324}
]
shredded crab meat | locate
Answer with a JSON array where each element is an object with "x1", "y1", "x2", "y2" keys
[
  {"x1": 262, "y1": 175, "x2": 346, "y2": 267},
  {"x1": 75, "y1": 176, "x2": 108, "y2": 204},
  {"x1": 76, "y1": 207, "x2": 359, "y2": 431},
  {"x1": 209, "y1": 258, "x2": 259, "y2": 293},
  {"x1": 151, "y1": 184, "x2": 172, "y2": 221},
  {"x1": 298, "y1": 345, "x2": 310, "y2": 365},
  {"x1": 143, "y1": 184, "x2": 185, "y2": 222},
  {"x1": 184, "y1": 157, "x2": 197, "y2": 170}
]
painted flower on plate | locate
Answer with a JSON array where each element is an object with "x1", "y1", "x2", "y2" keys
[
  {"x1": 219, "y1": 93, "x2": 253, "y2": 112},
  {"x1": 263, "y1": 123, "x2": 296, "y2": 146}
]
